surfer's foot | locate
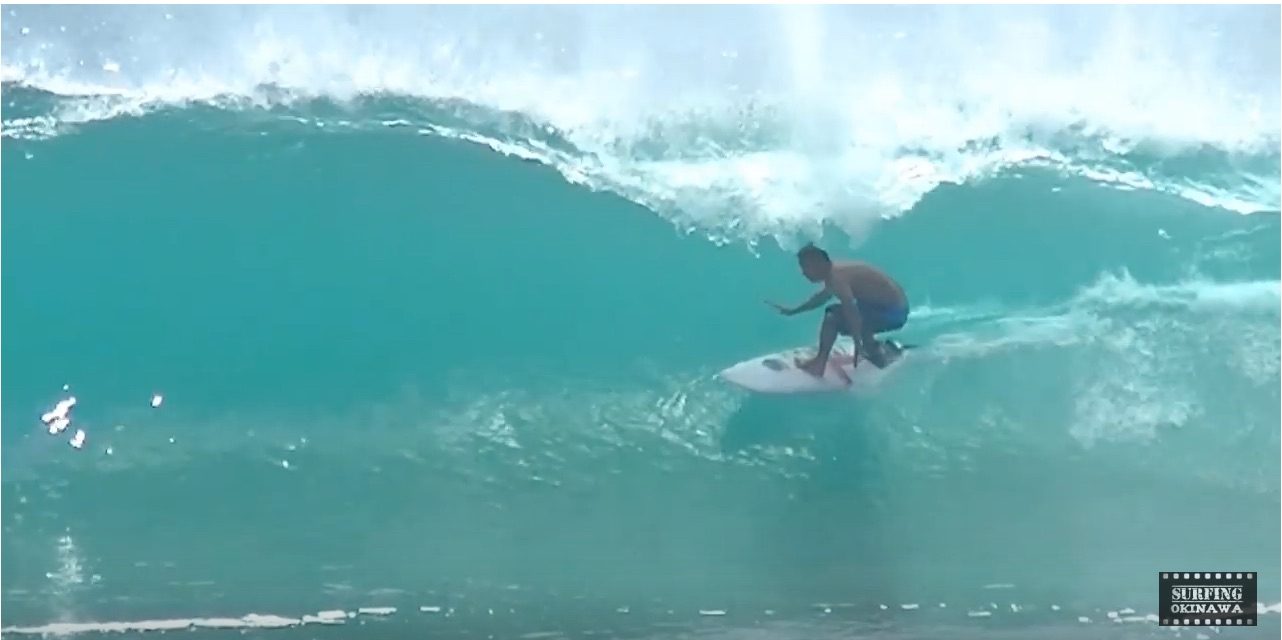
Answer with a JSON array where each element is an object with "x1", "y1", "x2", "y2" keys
[
  {"x1": 866, "y1": 351, "x2": 887, "y2": 369},
  {"x1": 795, "y1": 356, "x2": 827, "y2": 378},
  {"x1": 862, "y1": 340, "x2": 890, "y2": 368}
]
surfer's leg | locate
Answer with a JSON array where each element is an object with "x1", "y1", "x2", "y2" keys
[
  {"x1": 860, "y1": 328, "x2": 888, "y2": 367},
  {"x1": 797, "y1": 305, "x2": 850, "y2": 378},
  {"x1": 859, "y1": 304, "x2": 909, "y2": 368}
]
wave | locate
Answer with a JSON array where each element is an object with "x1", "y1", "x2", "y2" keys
[{"x1": 4, "y1": 109, "x2": 1276, "y2": 491}]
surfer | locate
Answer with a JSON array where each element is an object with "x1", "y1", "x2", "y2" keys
[{"x1": 766, "y1": 244, "x2": 909, "y2": 381}]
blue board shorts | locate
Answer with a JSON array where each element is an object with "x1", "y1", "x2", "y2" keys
[{"x1": 824, "y1": 301, "x2": 909, "y2": 335}]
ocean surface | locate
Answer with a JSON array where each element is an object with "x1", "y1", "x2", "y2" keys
[{"x1": 2, "y1": 6, "x2": 1280, "y2": 639}]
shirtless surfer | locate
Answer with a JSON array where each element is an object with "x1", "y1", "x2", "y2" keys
[{"x1": 766, "y1": 244, "x2": 910, "y2": 381}]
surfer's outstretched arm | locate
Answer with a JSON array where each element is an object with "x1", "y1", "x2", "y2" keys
[{"x1": 770, "y1": 288, "x2": 832, "y2": 316}]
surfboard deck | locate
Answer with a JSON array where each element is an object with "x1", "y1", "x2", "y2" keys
[{"x1": 719, "y1": 340, "x2": 910, "y2": 395}]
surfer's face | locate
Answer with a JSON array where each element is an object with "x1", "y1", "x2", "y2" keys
[{"x1": 799, "y1": 256, "x2": 828, "y2": 283}]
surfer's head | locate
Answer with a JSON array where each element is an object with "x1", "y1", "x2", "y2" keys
[{"x1": 796, "y1": 244, "x2": 831, "y2": 282}]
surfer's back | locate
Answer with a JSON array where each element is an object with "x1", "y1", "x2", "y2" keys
[{"x1": 829, "y1": 261, "x2": 907, "y2": 307}]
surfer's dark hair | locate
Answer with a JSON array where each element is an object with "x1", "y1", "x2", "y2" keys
[{"x1": 797, "y1": 244, "x2": 830, "y2": 263}]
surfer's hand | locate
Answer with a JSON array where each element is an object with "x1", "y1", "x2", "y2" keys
[{"x1": 765, "y1": 301, "x2": 793, "y2": 316}]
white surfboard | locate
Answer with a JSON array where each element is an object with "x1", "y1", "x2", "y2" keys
[{"x1": 719, "y1": 340, "x2": 910, "y2": 395}]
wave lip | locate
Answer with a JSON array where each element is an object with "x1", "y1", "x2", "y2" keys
[
  {"x1": 4, "y1": 86, "x2": 1277, "y2": 245},
  {"x1": 4, "y1": 5, "x2": 1279, "y2": 237}
]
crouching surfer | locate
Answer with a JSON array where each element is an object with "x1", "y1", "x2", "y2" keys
[{"x1": 765, "y1": 244, "x2": 910, "y2": 382}]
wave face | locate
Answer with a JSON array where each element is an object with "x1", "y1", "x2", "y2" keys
[{"x1": 3, "y1": 5, "x2": 1279, "y2": 639}]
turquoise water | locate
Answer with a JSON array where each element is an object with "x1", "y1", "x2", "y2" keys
[{"x1": 3, "y1": 6, "x2": 1280, "y2": 639}]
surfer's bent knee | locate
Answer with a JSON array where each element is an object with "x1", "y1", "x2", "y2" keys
[{"x1": 822, "y1": 303, "x2": 858, "y2": 335}]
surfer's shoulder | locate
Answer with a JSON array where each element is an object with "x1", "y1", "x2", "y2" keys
[{"x1": 829, "y1": 260, "x2": 864, "y2": 280}]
